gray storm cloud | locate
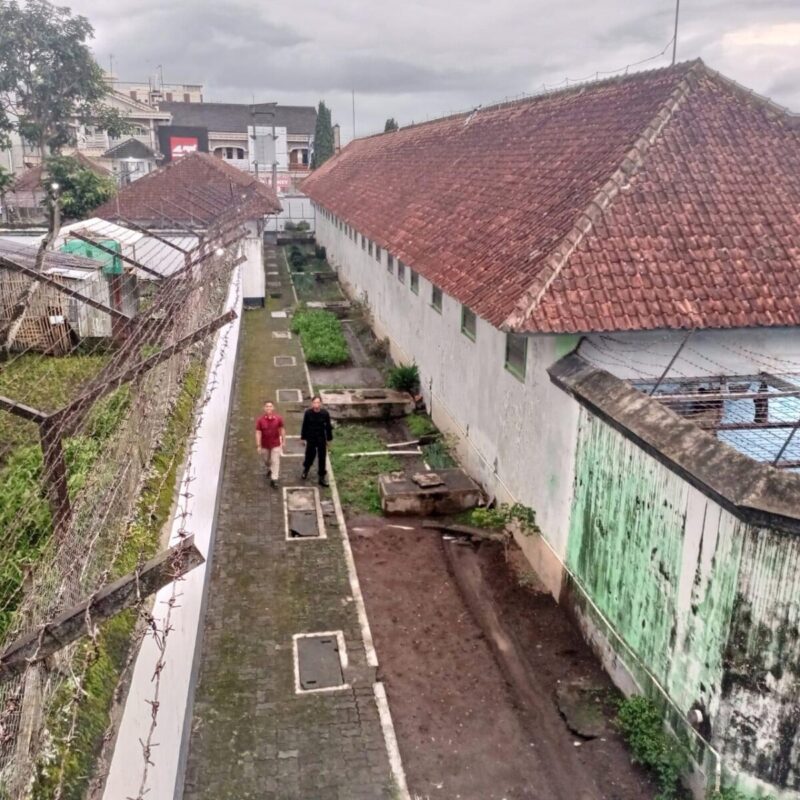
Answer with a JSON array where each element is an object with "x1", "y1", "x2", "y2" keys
[{"x1": 67, "y1": 0, "x2": 800, "y2": 139}]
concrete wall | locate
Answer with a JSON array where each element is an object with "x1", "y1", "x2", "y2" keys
[
  {"x1": 102, "y1": 267, "x2": 242, "y2": 800},
  {"x1": 315, "y1": 206, "x2": 581, "y2": 594},
  {"x1": 567, "y1": 409, "x2": 800, "y2": 798}
]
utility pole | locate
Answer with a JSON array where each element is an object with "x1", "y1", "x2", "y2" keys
[
  {"x1": 672, "y1": 0, "x2": 681, "y2": 66},
  {"x1": 352, "y1": 88, "x2": 356, "y2": 141}
]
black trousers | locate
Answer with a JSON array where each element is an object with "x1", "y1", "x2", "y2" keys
[{"x1": 303, "y1": 439, "x2": 328, "y2": 478}]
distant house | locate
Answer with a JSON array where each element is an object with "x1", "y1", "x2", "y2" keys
[
  {"x1": 157, "y1": 101, "x2": 317, "y2": 190},
  {"x1": 5, "y1": 153, "x2": 111, "y2": 223},
  {"x1": 101, "y1": 138, "x2": 159, "y2": 184},
  {"x1": 93, "y1": 151, "x2": 281, "y2": 305},
  {"x1": 304, "y1": 60, "x2": 800, "y2": 798}
]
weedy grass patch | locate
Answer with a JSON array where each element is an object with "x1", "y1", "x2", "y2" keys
[{"x1": 330, "y1": 424, "x2": 398, "y2": 515}]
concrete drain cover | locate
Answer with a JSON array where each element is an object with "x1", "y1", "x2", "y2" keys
[
  {"x1": 272, "y1": 331, "x2": 292, "y2": 339},
  {"x1": 285, "y1": 487, "x2": 323, "y2": 538},
  {"x1": 274, "y1": 356, "x2": 297, "y2": 367},
  {"x1": 271, "y1": 311, "x2": 288, "y2": 319},
  {"x1": 289, "y1": 511, "x2": 318, "y2": 537},
  {"x1": 276, "y1": 389, "x2": 303, "y2": 403},
  {"x1": 295, "y1": 634, "x2": 345, "y2": 691}
]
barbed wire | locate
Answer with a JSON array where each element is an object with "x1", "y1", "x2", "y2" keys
[
  {"x1": 580, "y1": 332, "x2": 800, "y2": 468},
  {"x1": 0, "y1": 183, "x2": 254, "y2": 794}
]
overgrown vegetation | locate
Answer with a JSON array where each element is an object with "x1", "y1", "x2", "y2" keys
[
  {"x1": 0, "y1": 387, "x2": 130, "y2": 638},
  {"x1": 462, "y1": 503, "x2": 539, "y2": 535},
  {"x1": 329, "y1": 424, "x2": 398, "y2": 514},
  {"x1": 422, "y1": 440, "x2": 456, "y2": 469},
  {"x1": 0, "y1": 353, "x2": 107, "y2": 461},
  {"x1": 32, "y1": 362, "x2": 206, "y2": 799},
  {"x1": 291, "y1": 308, "x2": 349, "y2": 366},
  {"x1": 387, "y1": 363, "x2": 419, "y2": 393},
  {"x1": 406, "y1": 412, "x2": 437, "y2": 439},
  {"x1": 616, "y1": 696, "x2": 689, "y2": 800}
]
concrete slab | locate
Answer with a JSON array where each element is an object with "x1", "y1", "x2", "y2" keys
[
  {"x1": 320, "y1": 388, "x2": 414, "y2": 420},
  {"x1": 310, "y1": 365, "x2": 384, "y2": 389},
  {"x1": 274, "y1": 356, "x2": 297, "y2": 367},
  {"x1": 379, "y1": 469, "x2": 483, "y2": 516}
]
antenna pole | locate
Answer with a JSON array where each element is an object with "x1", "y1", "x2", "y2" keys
[
  {"x1": 352, "y1": 88, "x2": 356, "y2": 141},
  {"x1": 671, "y1": 0, "x2": 681, "y2": 65}
]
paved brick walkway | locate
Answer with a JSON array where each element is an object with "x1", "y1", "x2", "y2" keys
[{"x1": 182, "y1": 246, "x2": 394, "y2": 800}]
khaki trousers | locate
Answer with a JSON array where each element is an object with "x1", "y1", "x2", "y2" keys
[{"x1": 260, "y1": 447, "x2": 281, "y2": 479}]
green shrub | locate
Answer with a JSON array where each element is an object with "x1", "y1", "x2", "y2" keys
[
  {"x1": 315, "y1": 244, "x2": 326, "y2": 260},
  {"x1": 616, "y1": 696, "x2": 689, "y2": 800},
  {"x1": 387, "y1": 363, "x2": 419, "y2": 393},
  {"x1": 289, "y1": 250, "x2": 307, "y2": 268},
  {"x1": 296, "y1": 221, "x2": 310, "y2": 231},
  {"x1": 284, "y1": 221, "x2": 297, "y2": 231},
  {"x1": 291, "y1": 309, "x2": 349, "y2": 366}
]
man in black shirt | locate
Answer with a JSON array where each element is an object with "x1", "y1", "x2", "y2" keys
[{"x1": 301, "y1": 395, "x2": 333, "y2": 487}]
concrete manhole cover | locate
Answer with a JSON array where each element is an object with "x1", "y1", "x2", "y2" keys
[
  {"x1": 274, "y1": 356, "x2": 297, "y2": 367},
  {"x1": 295, "y1": 634, "x2": 345, "y2": 692},
  {"x1": 271, "y1": 311, "x2": 288, "y2": 319},
  {"x1": 272, "y1": 331, "x2": 292, "y2": 339},
  {"x1": 276, "y1": 389, "x2": 303, "y2": 403}
]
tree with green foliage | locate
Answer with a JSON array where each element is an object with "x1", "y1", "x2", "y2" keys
[
  {"x1": 0, "y1": 0, "x2": 131, "y2": 160},
  {"x1": 311, "y1": 100, "x2": 334, "y2": 168},
  {"x1": 44, "y1": 155, "x2": 116, "y2": 219},
  {"x1": 384, "y1": 117, "x2": 399, "y2": 132}
]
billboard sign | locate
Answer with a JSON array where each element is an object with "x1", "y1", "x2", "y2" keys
[
  {"x1": 170, "y1": 136, "x2": 199, "y2": 159},
  {"x1": 157, "y1": 126, "x2": 209, "y2": 162}
]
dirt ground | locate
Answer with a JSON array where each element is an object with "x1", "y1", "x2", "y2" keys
[{"x1": 349, "y1": 520, "x2": 657, "y2": 800}]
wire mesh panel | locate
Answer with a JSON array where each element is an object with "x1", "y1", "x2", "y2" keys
[
  {"x1": 579, "y1": 332, "x2": 800, "y2": 472},
  {"x1": 0, "y1": 207, "x2": 247, "y2": 795}
]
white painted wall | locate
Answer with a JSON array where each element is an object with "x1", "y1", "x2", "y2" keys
[
  {"x1": 316, "y1": 208, "x2": 580, "y2": 587},
  {"x1": 102, "y1": 267, "x2": 242, "y2": 800},
  {"x1": 241, "y1": 219, "x2": 265, "y2": 304}
]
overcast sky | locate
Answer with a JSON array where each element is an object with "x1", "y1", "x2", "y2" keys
[{"x1": 68, "y1": 0, "x2": 800, "y2": 142}]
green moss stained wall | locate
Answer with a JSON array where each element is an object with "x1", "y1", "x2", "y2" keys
[{"x1": 566, "y1": 409, "x2": 800, "y2": 796}]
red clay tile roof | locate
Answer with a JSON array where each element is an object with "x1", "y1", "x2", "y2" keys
[
  {"x1": 93, "y1": 151, "x2": 281, "y2": 227},
  {"x1": 302, "y1": 61, "x2": 800, "y2": 334}
]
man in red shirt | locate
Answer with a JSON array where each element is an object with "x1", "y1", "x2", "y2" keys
[{"x1": 255, "y1": 401, "x2": 286, "y2": 488}]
